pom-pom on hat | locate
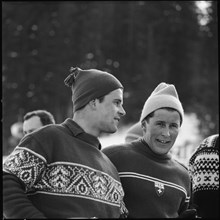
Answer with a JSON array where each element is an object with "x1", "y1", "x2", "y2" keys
[
  {"x1": 140, "y1": 82, "x2": 184, "y2": 125},
  {"x1": 64, "y1": 67, "x2": 123, "y2": 113}
]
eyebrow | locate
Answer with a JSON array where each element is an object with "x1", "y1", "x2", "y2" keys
[
  {"x1": 155, "y1": 119, "x2": 164, "y2": 122},
  {"x1": 155, "y1": 120, "x2": 179, "y2": 125}
]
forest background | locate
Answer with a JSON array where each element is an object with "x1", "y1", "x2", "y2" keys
[{"x1": 2, "y1": 1, "x2": 218, "y2": 157}]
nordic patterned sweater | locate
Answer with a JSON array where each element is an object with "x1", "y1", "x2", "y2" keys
[
  {"x1": 102, "y1": 138, "x2": 191, "y2": 218},
  {"x1": 188, "y1": 134, "x2": 219, "y2": 218},
  {"x1": 3, "y1": 118, "x2": 128, "y2": 219}
]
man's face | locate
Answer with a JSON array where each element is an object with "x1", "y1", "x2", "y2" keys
[
  {"x1": 143, "y1": 108, "x2": 181, "y2": 155},
  {"x1": 23, "y1": 115, "x2": 43, "y2": 135},
  {"x1": 95, "y1": 88, "x2": 126, "y2": 135}
]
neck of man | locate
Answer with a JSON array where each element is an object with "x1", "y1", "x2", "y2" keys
[{"x1": 73, "y1": 110, "x2": 100, "y2": 137}]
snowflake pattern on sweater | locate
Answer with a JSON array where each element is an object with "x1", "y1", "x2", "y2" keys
[
  {"x1": 3, "y1": 146, "x2": 124, "y2": 208},
  {"x1": 188, "y1": 134, "x2": 219, "y2": 193}
]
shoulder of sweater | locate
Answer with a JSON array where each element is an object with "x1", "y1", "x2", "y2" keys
[
  {"x1": 197, "y1": 134, "x2": 219, "y2": 150},
  {"x1": 102, "y1": 142, "x2": 134, "y2": 156},
  {"x1": 29, "y1": 124, "x2": 67, "y2": 138},
  {"x1": 189, "y1": 134, "x2": 219, "y2": 164},
  {"x1": 38, "y1": 123, "x2": 65, "y2": 133},
  {"x1": 18, "y1": 124, "x2": 68, "y2": 149},
  {"x1": 173, "y1": 158, "x2": 189, "y2": 171}
]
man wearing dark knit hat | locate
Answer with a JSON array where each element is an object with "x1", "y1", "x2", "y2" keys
[
  {"x1": 103, "y1": 82, "x2": 197, "y2": 218},
  {"x1": 3, "y1": 67, "x2": 128, "y2": 218}
]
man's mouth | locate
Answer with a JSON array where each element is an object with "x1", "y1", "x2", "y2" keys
[
  {"x1": 114, "y1": 118, "x2": 120, "y2": 122},
  {"x1": 157, "y1": 139, "x2": 170, "y2": 144}
]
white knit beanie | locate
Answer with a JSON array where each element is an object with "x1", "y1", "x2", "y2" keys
[{"x1": 140, "y1": 82, "x2": 184, "y2": 125}]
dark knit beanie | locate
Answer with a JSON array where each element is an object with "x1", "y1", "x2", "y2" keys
[{"x1": 64, "y1": 67, "x2": 123, "y2": 113}]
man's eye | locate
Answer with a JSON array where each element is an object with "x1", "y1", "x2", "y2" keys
[
  {"x1": 157, "y1": 122, "x2": 164, "y2": 126},
  {"x1": 171, "y1": 124, "x2": 178, "y2": 128}
]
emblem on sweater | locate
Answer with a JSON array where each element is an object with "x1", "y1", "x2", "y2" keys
[{"x1": 155, "y1": 181, "x2": 165, "y2": 196}]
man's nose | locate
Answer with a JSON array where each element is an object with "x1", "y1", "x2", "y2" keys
[
  {"x1": 119, "y1": 106, "x2": 126, "y2": 116},
  {"x1": 162, "y1": 127, "x2": 170, "y2": 137}
]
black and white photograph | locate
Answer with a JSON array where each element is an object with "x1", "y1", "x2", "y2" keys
[{"x1": 2, "y1": 1, "x2": 218, "y2": 218}]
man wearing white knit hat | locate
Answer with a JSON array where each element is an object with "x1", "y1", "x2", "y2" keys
[
  {"x1": 125, "y1": 82, "x2": 184, "y2": 143},
  {"x1": 103, "y1": 82, "x2": 197, "y2": 218}
]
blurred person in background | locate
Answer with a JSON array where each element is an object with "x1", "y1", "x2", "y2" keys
[
  {"x1": 3, "y1": 67, "x2": 128, "y2": 219},
  {"x1": 3, "y1": 110, "x2": 55, "y2": 159},
  {"x1": 23, "y1": 109, "x2": 55, "y2": 135},
  {"x1": 124, "y1": 121, "x2": 142, "y2": 143},
  {"x1": 188, "y1": 134, "x2": 219, "y2": 218},
  {"x1": 4, "y1": 122, "x2": 24, "y2": 157},
  {"x1": 103, "y1": 82, "x2": 197, "y2": 218}
]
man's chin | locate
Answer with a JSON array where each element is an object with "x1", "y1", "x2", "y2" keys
[
  {"x1": 100, "y1": 127, "x2": 117, "y2": 135},
  {"x1": 108, "y1": 127, "x2": 118, "y2": 134},
  {"x1": 110, "y1": 128, "x2": 118, "y2": 134}
]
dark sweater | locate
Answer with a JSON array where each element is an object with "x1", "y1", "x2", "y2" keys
[
  {"x1": 188, "y1": 134, "x2": 219, "y2": 218},
  {"x1": 3, "y1": 118, "x2": 127, "y2": 218},
  {"x1": 102, "y1": 138, "x2": 191, "y2": 218}
]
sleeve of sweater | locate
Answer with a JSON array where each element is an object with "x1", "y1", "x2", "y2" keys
[
  {"x1": 3, "y1": 134, "x2": 48, "y2": 218},
  {"x1": 3, "y1": 172, "x2": 46, "y2": 218}
]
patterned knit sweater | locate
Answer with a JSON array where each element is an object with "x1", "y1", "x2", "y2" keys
[
  {"x1": 3, "y1": 118, "x2": 128, "y2": 218},
  {"x1": 188, "y1": 134, "x2": 219, "y2": 218},
  {"x1": 102, "y1": 138, "x2": 191, "y2": 218}
]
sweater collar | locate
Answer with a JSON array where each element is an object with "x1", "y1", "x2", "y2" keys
[
  {"x1": 62, "y1": 118, "x2": 102, "y2": 150},
  {"x1": 136, "y1": 138, "x2": 172, "y2": 161}
]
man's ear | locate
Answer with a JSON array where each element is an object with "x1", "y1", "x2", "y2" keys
[
  {"x1": 88, "y1": 99, "x2": 97, "y2": 110},
  {"x1": 141, "y1": 120, "x2": 147, "y2": 133}
]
